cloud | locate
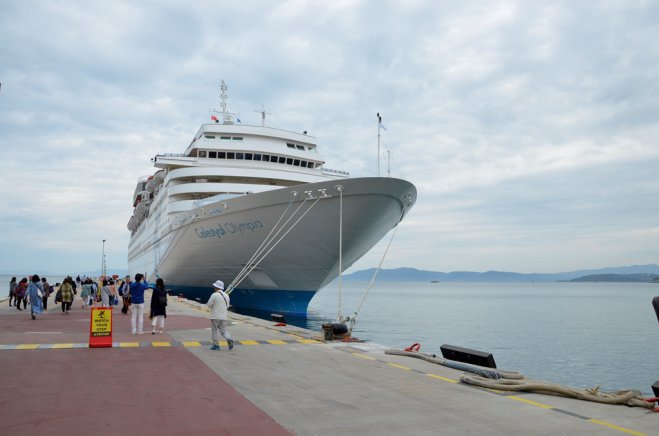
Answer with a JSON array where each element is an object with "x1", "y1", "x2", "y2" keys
[{"x1": 1, "y1": 0, "x2": 658, "y2": 275}]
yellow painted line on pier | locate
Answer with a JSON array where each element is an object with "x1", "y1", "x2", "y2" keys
[
  {"x1": 588, "y1": 419, "x2": 647, "y2": 436},
  {"x1": 52, "y1": 343, "x2": 75, "y2": 349},
  {"x1": 182, "y1": 341, "x2": 202, "y2": 347},
  {"x1": 118, "y1": 342, "x2": 140, "y2": 347},
  {"x1": 426, "y1": 373, "x2": 458, "y2": 383},
  {"x1": 507, "y1": 396, "x2": 554, "y2": 409},
  {"x1": 16, "y1": 344, "x2": 40, "y2": 350},
  {"x1": 266, "y1": 340, "x2": 287, "y2": 345},
  {"x1": 351, "y1": 353, "x2": 376, "y2": 360},
  {"x1": 296, "y1": 339, "x2": 320, "y2": 344},
  {"x1": 239, "y1": 340, "x2": 259, "y2": 346},
  {"x1": 386, "y1": 362, "x2": 411, "y2": 371},
  {"x1": 151, "y1": 342, "x2": 171, "y2": 347}
]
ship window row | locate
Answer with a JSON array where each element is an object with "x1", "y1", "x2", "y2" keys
[
  {"x1": 287, "y1": 142, "x2": 312, "y2": 151},
  {"x1": 204, "y1": 135, "x2": 243, "y2": 141},
  {"x1": 198, "y1": 150, "x2": 321, "y2": 168}
]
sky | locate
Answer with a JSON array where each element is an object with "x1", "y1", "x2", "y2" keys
[{"x1": 1, "y1": 0, "x2": 658, "y2": 275}]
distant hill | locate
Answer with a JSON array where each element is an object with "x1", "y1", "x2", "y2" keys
[
  {"x1": 570, "y1": 273, "x2": 659, "y2": 283},
  {"x1": 343, "y1": 264, "x2": 659, "y2": 282}
]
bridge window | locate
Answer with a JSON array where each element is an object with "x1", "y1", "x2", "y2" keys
[
  {"x1": 245, "y1": 153, "x2": 253, "y2": 160},
  {"x1": 296, "y1": 145, "x2": 304, "y2": 150},
  {"x1": 209, "y1": 151, "x2": 217, "y2": 158},
  {"x1": 293, "y1": 159, "x2": 300, "y2": 166},
  {"x1": 286, "y1": 158, "x2": 293, "y2": 165},
  {"x1": 236, "y1": 152, "x2": 244, "y2": 159},
  {"x1": 220, "y1": 136, "x2": 231, "y2": 140},
  {"x1": 218, "y1": 152, "x2": 226, "y2": 159},
  {"x1": 287, "y1": 143, "x2": 295, "y2": 149},
  {"x1": 300, "y1": 161, "x2": 307, "y2": 168},
  {"x1": 227, "y1": 152, "x2": 235, "y2": 159},
  {"x1": 232, "y1": 137, "x2": 243, "y2": 141},
  {"x1": 254, "y1": 154, "x2": 261, "y2": 161}
]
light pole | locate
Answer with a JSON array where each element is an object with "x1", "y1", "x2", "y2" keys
[{"x1": 102, "y1": 239, "x2": 106, "y2": 278}]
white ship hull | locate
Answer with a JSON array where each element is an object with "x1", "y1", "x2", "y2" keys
[{"x1": 128, "y1": 177, "x2": 415, "y2": 315}]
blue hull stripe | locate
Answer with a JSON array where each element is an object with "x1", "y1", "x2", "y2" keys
[{"x1": 166, "y1": 285, "x2": 316, "y2": 317}]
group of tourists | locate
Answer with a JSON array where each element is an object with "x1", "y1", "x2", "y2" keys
[
  {"x1": 7, "y1": 274, "x2": 235, "y2": 349},
  {"x1": 9, "y1": 275, "x2": 54, "y2": 318}
]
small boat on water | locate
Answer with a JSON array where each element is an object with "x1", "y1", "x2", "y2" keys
[{"x1": 127, "y1": 81, "x2": 417, "y2": 316}]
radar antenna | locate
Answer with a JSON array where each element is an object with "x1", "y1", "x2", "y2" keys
[{"x1": 254, "y1": 104, "x2": 271, "y2": 127}]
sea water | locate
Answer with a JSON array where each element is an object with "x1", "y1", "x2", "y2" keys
[
  {"x1": 308, "y1": 281, "x2": 659, "y2": 397},
  {"x1": 3, "y1": 275, "x2": 658, "y2": 395}
]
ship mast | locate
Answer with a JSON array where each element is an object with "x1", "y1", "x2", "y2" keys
[
  {"x1": 220, "y1": 80, "x2": 232, "y2": 124},
  {"x1": 377, "y1": 113, "x2": 382, "y2": 176}
]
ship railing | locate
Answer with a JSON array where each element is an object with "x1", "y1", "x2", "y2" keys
[
  {"x1": 156, "y1": 153, "x2": 186, "y2": 158},
  {"x1": 321, "y1": 167, "x2": 350, "y2": 176}
]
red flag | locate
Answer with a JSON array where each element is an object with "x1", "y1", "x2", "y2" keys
[{"x1": 211, "y1": 115, "x2": 218, "y2": 121}]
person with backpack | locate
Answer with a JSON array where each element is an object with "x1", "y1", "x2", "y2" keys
[{"x1": 119, "y1": 276, "x2": 131, "y2": 314}]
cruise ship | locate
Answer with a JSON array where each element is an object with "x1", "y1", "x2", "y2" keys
[{"x1": 127, "y1": 82, "x2": 416, "y2": 316}]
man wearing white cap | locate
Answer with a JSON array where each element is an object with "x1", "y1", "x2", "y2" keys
[{"x1": 207, "y1": 280, "x2": 234, "y2": 351}]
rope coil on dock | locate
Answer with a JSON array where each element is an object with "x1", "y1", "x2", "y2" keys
[{"x1": 460, "y1": 374, "x2": 656, "y2": 410}]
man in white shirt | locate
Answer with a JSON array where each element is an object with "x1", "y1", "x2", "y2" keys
[{"x1": 206, "y1": 280, "x2": 234, "y2": 351}]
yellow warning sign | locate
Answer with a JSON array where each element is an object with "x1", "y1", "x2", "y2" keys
[{"x1": 91, "y1": 308, "x2": 112, "y2": 337}]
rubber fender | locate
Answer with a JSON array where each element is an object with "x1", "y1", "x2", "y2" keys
[{"x1": 653, "y1": 296, "x2": 659, "y2": 324}]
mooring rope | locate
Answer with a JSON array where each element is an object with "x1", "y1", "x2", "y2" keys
[
  {"x1": 385, "y1": 349, "x2": 524, "y2": 380},
  {"x1": 385, "y1": 348, "x2": 655, "y2": 410},
  {"x1": 227, "y1": 195, "x2": 302, "y2": 294},
  {"x1": 460, "y1": 374, "x2": 656, "y2": 409},
  {"x1": 227, "y1": 195, "x2": 322, "y2": 294},
  {"x1": 347, "y1": 207, "x2": 407, "y2": 332}
]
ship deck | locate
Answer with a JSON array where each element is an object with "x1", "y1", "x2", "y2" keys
[{"x1": 0, "y1": 295, "x2": 656, "y2": 435}]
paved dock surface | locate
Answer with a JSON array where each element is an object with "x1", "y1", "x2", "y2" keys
[{"x1": 1, "y1": 296, "x2": 656, "y2": 435}]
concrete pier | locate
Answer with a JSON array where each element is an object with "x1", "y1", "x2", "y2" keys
[{"x1": 1, "y1": 295, "x2": 656, "y2": 435}]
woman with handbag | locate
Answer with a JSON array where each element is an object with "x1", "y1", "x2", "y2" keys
[{"x1": 150, "y1": 278, "x2": 168, "y2": 334}]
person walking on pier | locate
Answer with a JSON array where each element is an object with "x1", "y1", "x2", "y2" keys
[
  {"x1": 80, "y1": 279, "x2": 92, "y2": 309},
  {"x1": 41, "y1": 277, "x2": 50, "y2": 310},
  {"x1": 8, "y1": 277, "x2": 17, "y2": 307},
  {"x1": 101, "y1": 279, "x2": 111, "y2": 307},
  {"x1": 26, "y1": 275, "x2": 44, "y2": 320},
  {"x1": 15, "y1": 278, "x2": 28, "y2": 310},
  {"x1": 59, "y1": 277, "x2": 74, "y2": 314},
  {"x1": 119, "y1": 276, "x2": 131, "y2": 314},
  {"x1": 207, "y1": 280, "x2": 234, "y2": 351},
  {"x1": 129, "y1": 273, "x2": 149, "y2": 334},
  {"x1": 150, "y1": 278, "x2": 167, "y2": 334}
]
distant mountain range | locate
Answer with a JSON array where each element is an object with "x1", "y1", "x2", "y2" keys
[{"x1": 343, "y1": 264, "x2": 659, "y2": 283}]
